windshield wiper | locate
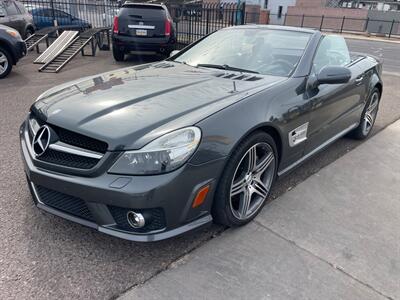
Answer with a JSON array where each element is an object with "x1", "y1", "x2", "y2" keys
[{"x1": 196, "y1": 64, "x2": 259, "y2": 74}]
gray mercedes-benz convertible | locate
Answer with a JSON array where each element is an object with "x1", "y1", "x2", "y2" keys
[{"x1": 20, "y1": 25, "x2": 383, "y2": 242}]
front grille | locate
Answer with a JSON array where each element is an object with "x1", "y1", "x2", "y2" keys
[
  {"x1": 38, "y1": 149, "x2": 99, "y2": 169},
  {"x1": 28, "y1": 112, "x2": 108, "y2": 170},
  {"x1": 35, "y1": 185, "x2": 95, "y2": 222},
  {"x1": 52, "y1": 125, "x2": 108, "y2": 154},
  {"x1": 108, "y1": 206, "x2": 166, "y2": 233}
]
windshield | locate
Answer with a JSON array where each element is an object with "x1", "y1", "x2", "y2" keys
[{"x1": 173, "y1": 28, "x2": 312, "y2": 77}]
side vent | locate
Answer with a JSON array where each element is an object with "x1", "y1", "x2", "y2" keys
[
  {"x1": 214, "y1": 72, "x2": 262, "y2": 81},
  {"x1": 153, "y1": 62, "x2": 174, "y2": 68}
]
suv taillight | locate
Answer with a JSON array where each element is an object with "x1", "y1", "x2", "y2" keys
[
  {"x1": 113, "y1": 16, "x2": 119, "y2": 34},
  {"x1": 165, "y1": 19, "x2": 171, "y2": 36}
]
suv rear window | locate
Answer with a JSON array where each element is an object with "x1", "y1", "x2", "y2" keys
[{"x1": 120, "y1": 4, "x2": 166, "y2": 19}]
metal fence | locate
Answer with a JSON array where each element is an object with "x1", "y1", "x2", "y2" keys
[
  {"x1": 169, "y1": 3, "x2": 245, "y2": 46},
  {"x1": 21, "y1": 0, "x2": 119, "y2": 30},
  {"x1": 20, "y1": 0, "x2": 400, "y2": 42},
  {"x1": 267, "y1": 13, "x2": 400, "y2": 38}
]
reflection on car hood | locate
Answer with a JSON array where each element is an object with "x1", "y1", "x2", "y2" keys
[{"x1": 32, "y1": 62, "x2": 286, "y2": 150}]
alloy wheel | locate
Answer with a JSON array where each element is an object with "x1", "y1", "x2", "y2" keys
[
  {"x1": 229, "y1": 142, "x2": 275, "y2": 220},
  {"x1": 363, "y1": 92, "x2": 379, "y2": 136},
  {"x1": 0, "y1": 51, "x2": 9, "y2": 76}
]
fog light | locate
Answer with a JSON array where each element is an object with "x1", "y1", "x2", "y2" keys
[{"x1": 126, "y1": 211, "x2": 145, "y2": 228}]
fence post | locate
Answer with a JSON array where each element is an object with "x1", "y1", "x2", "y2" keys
[
  {"x1": 301, "y1": 14, "x2": 305, "y2": 27},
  {"x1": 283, "y1": 13, "x2": 286, "y2": 25},
  {"x1": 320, "y1": 15, "x2": 324, "y2": 30},
  {"x1": 240, "y1": 2, "x2": 246, "y2": 25},
  {"x1": 340, "y1": 16, "x2": 345, "y2": 33},
  {"x1": 364, "y1": 17, "x2": 369, "y2": 32},
  {"x1": 388, "y1": 19, "x2": 395, "y2": 38},
  {"x1": 50, "y1": 0, "x2": 57, "y2": 27},
  {"x1": 206, "y1": 9, "x2": 210, "y2": 34}
]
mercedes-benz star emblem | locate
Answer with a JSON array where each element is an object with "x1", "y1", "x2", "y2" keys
[{"x1": 32, "y1": 125, "x2": 51, "y2": 157}]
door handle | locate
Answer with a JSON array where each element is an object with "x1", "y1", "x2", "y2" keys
[{"x1": 355, "y1": 75, "x2": 364, "y2": 84}]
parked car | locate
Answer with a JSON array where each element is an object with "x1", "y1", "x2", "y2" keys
[
  {"x1": 112, "y1": 3, "x2": 176, "y2": 61},
  {"x1": 0, "y1": 0, "x2": 35, "y2": 39},
  {"x1": 30, "y1": 8, "x2": 91, "y2": 30},
  {"x1": 20, "y1": 26, "x2": 382, "y2": 242},
  {"x1": 102, "y1": 7, "x2": 119, "y2": 27},
  {"x1": 0, "y1": 24, "x2": 26, "y2": 78}
]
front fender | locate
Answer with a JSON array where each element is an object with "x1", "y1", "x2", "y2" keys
[{"x1": 369, "y1": 71, "x2": 383, "y2": 95}]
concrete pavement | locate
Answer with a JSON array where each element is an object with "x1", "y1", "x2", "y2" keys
[{"x1": 119, "y1": 120, "x2": 400, "y2": 300}]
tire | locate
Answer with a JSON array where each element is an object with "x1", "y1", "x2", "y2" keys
[
  {"x1": 349, "y1": 88, "x2": 380, "y2": 140},
  {"x1": 112, "y1": 46, "x2": 125, "y2": 62},
  {"x1": 25, "y1": 27, "x2": 35, "y2": 40},
  {"x1": 161, "y1": 49, "x2": 172, "y2": 58},
  {"x1": 0, "y1": 47, "x2": 12, "y2": 79},
  {"x1": 212, "y1": 131, "x2": 278, "y2": 227}
]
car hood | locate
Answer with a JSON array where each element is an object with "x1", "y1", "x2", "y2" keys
[{"x1": 32, "y1": 62, "x2": 286, "y2": 150}]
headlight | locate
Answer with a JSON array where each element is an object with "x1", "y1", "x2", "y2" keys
[
  {"x1": 109, "y1": 127, "x2": 201, "y2": 175},
  {"x1": 6, "y1": 29, "x2": 21, "y2": 40}
]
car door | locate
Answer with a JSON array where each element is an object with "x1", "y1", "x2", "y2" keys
[
  {"x1": 304, "y1": 35, "x2": 365, "y2": 155},
  {"x1": 3, "y1": 0, "x2": 21, "y2": 33},
  {"x1": 55, "y1": 10, "x2": 72, "y2": 26},
  {"x1": 15, "y1": 1, "x2": 31, "y2": 29},
  {"x1": 0, "y1": 2, "x2": 11, "y2": 27},
  {"x1": 38, "y1": 8, "x2": 54, "y2": 29},
  {"x1": 12, "y1": 0, "x2": 28, "y2": 37}
]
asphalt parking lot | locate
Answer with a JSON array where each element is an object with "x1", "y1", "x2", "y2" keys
[{"x1": 0, "y1": 38, "x2": 399, "y2": 299}]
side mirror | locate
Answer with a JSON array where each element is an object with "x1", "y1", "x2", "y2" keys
[
  {"x1": 317, "y1": 66, "x2": 351, "y2": 85},
  {"x1": 169, "y1": 50, "x2": 180, "y2": 57},
  {"x1": 308, "y1": 66, "x2": 351, "y2": 89}
]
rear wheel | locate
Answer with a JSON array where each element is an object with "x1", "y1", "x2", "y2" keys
[
  {"x1": 112, "y1": 46, "x2": 125, "y2": 62},
  {"x1": 212, "y1": 132, "x2": 277, "y2": 226},
  {"x1": 350, "y1": 88, "x2": 380, "y2": 140},
  {"x1": 0, "y1": 47, "x2": 12, "y2": 79}
]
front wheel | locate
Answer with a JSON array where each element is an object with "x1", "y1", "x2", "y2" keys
[
  {"x1": 0, "y1": 47, "x2": 12, "y2": 79},
  {"x1": 25, "y1": 27, "x2": 35, "y2": 40},
  {"x1": 350, "y1": 88, "x2": 380, "y2": 140},
  {"x1": 212, "y1": 132, "x2": 278, "y2": 227}
]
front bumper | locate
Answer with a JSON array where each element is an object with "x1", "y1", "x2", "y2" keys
[
  {"x1": 12, "y1": 40, "x2": 27, "y2": 64},
  {"x1": 20, "y1": 121, "x2": 225, "y2": 242}
]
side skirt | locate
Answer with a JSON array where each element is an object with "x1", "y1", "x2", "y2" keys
[{"x1": 277, "y1": 123, "x2": 359, "y2": 177}]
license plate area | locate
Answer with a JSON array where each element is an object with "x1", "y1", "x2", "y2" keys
[{"x1": 136, "y1": 29, "x2": 148, "y2": 36}]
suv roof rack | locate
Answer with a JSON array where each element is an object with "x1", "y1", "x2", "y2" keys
[{"x1": 123, "y1": 1, "x2": 165, "y2": 6}]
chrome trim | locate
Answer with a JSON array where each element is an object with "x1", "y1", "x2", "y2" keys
[
  {"x1": 29, "y1": 182, "x2": 44, "y2": 205},
  {"x1": 289, "y1": 122, "x2": 309, "y2": 147},
  {"x1": 24, "y1": 126, "x2": 36, "y2": 158},
  {"x1": 26, "y1": 121, "x2": 104, "y2": 160},
  {"x1": 128, "y1": 25, "x2": 155, "y2": 29},
  {"x1": 49, "y1": 142, "x2": 103, "y2": 159},
  {"x1": 28, "y1": 117, "x2": 39, "y2": 136},
  {"x1": 278, "y1": 123, "x2": 358, "y2": 176}
]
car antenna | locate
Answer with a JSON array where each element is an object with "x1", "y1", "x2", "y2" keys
[{"x1": 231, "y1": 81, "x2": 237, "y2": 93}]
